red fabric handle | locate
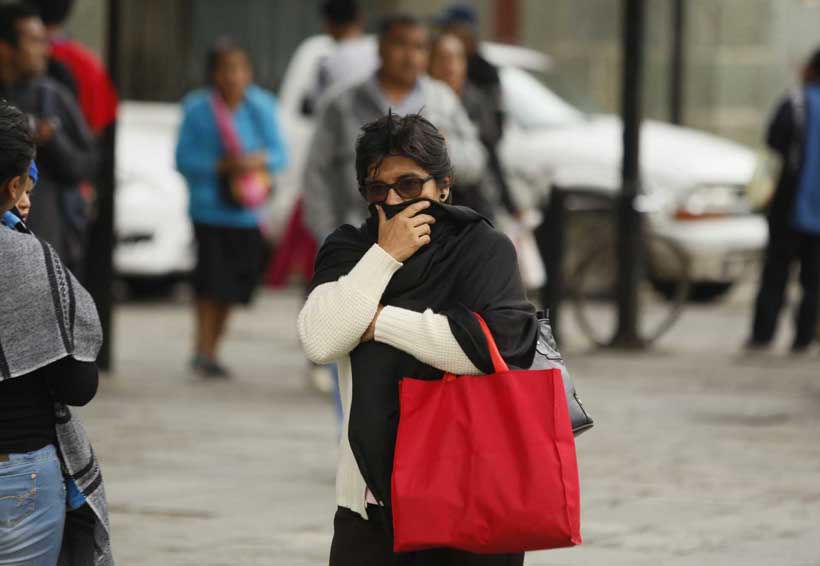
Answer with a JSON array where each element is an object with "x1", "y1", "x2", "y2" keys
[{"x1": 474, "y1": 313, "x2": 509, "y2": 373}]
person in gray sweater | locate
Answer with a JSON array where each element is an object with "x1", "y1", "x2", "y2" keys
[{"x1": 303, "y1": 12, "x2": 486, "y2": 242}]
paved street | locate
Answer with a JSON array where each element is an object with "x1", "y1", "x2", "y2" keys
[{"x1": 81, "y1": 283, "x2": 820, "y2": 566}]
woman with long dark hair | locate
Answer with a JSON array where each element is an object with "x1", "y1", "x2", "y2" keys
[
  {"x1": 176, "y1": 38, "x2": 288, "y2": 377},
  {"x1": 298, "y1": 113, "x2": 537, "y2": 565}
]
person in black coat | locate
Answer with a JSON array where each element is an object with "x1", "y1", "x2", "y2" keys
[{"x1": 0, "y1": 3, "x2": 97, "y2": 275}]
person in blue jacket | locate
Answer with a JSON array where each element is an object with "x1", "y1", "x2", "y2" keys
[
  {"x1": 749, "y1": 48, "x2": 820, "y2": 353},
  {"x1": 176, "y1": 37, "x2": 288, "y2": 377}
]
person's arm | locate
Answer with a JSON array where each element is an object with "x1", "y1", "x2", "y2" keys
[
  {"x1": 38, "y1": 86, "x2": 98, "y2": 184},
  {"x1": 303, "y1": 101, "x2": 344, "y2": 242},
  {"x1": 766, "y1": 97, "x2": 794, "y2": 158},
  {"x1": 374, "y1": 306, "x2": 481, "y2": 375},
  {"x1": 298, "y1": 244, "x2": 402, "y2": 364},
  {"x1": 175, "y1": 101, "x2": 219, "y2": 181},
  {"x1": 441, "y1": 89, "x2": 487, "y2": 186},
  {"x1": 45, "y1": 357, "x2": 99, "y2": 407}
]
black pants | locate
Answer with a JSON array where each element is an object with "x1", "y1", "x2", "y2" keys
[
  {"x1": 329, "y1": 506, "x2": 525, "y2": 566},
  {"x1": 751, "y1": 224, "x2": 820, "y2": 348}
]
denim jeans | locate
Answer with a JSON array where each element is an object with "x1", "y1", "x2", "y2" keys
[{"x1": 0, "y1": 445, "x2": 66, "y2": 566}]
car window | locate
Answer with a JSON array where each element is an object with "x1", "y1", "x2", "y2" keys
[{"x1": 500, "y1": 67, "x2": 584, "y2": 129}]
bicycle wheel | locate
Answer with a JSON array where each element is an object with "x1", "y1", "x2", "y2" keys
[
  {"x1": 569, "y1": 235, "x2": 691, "y2": 347},
  {"x1": 642, "y1": 235, "x2": 691, "y2": 344}
]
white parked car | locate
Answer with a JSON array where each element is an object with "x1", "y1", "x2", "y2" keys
[
  {"x1": 488, "y1": 46, "x2": 768, "y2": 299},
  {"x1": 115, "y1": 101, "x2": 193, "y2": 280},
  {"x1": 115, "y1": 36, "x2": 768, "y2": 300}
]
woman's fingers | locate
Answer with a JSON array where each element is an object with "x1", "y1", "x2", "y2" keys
[
  {"x1": 409, "y1": 214, "x2": 436, "y2": 227},
  {"x1": 399, "y1": 200, "x2": 431, "y2": 218},
  {"x1": 415, "y1": 223, "x2": 432, "y2": 237}
]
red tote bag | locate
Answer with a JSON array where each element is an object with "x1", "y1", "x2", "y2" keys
[{"x1": 391, "y1": 314, "x2": 582, "y2": 554}]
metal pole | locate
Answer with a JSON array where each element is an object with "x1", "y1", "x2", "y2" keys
[
  {"x1": 669, "y1": 0, "x2": 685, "y2": 125},
  {"x1": 87, "y1": 0, "x2": 121, "y2": 371},
  {"x1": 612, "y1": 0, "x2": 646, "y2": 349}
]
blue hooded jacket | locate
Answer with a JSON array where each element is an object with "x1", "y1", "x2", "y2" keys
[{"x1": 793, "y1": 85, "x2": 820, "y2": 234}]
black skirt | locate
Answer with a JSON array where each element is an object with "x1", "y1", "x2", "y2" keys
[{"x1": 192, "y1": 223, "x2": 266, "y2": 305}]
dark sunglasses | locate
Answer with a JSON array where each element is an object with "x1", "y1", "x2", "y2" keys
[{"x1": 360, "y1": 176, "x2": 434, "y2": 204}]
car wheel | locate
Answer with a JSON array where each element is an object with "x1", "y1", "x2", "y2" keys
[
  {"x1": 650, "y1": 279, "x2": 733, "y2": 303},
  {"x1": 688, "y1": 282, "x2": 734, "y2": 303}
]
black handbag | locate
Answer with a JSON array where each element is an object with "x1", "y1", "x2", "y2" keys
[{"x1": 529, "y1": 311, "x2": 594, "y2": 436}]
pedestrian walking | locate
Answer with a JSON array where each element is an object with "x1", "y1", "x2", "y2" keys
[
  {"x1": 176, "y1": 38, "x2": 288, "y2": 377},
  {"x1": 303, "y1": 0, "x2": 377, "y2": 115},
  {"x1": 302, "y1": 12, "x2": 486, "y2": 244},
  {"x1": 429, "y1": 32, "x2": 512, "y2": 219},
  {"x1": 298, "y1": 113, "x2": 537, "y2": 564},
  {"x1": 749, "y1": 48, "x2": 820, "y2": 353},
  {"x1": 0, "y1": 3, "x2": 97, "y2": 276},
  {"x1": 30, "y1": 0, "x2": 118, "y2": 137},
  {"x1": 0, "y1": 100, "x2": 111, "y2": 566}
]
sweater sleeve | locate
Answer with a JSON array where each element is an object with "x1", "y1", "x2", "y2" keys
[
  {"x1": 39, "y1": 84, "x2": 98, "y2": 185},
  {"x1": 437, "y1": 85, "x2": 487, "y2": 186},
  {"x1": 298, "y1": 244, "x2": 402, "y2": 364},
  {"x1": 303, "y1": 100, "x2": 345, "y2": 242},
  {"x1": 175, "y1": 100, "x2": 217, "y2": 180},
  {"x1": 374, "y1": 306, "x2": 481, "y2": 375}
]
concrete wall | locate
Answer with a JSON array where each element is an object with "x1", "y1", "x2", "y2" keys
[
  {"x1": 60, "y1": 0, "x2": 820, "y2": 145},
  {"x1": 64, "y1": 0, "x2": 107, "y2": 60},
  {"x1": 520, "y1": 0, "x2": 820, "y2": 146}
]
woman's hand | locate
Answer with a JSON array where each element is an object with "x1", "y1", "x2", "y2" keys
[
  {"x1": 361, "y1": 305, "x2": 384, "y2": 343},
  {"x1": 377, "y1": 201, "x2": 436, "y2": 262},
  {"x1": 218, "y1": 152, "x2": 268, "y2": 175}
]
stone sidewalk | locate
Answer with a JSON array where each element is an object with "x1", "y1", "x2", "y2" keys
[{"x1": 80, "y1": 287, "x2": 820, "y2": 565}]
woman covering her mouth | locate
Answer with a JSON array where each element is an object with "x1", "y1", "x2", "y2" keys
[{"x1": 298, "y1": 112, "x2": 537, "y2": 565}]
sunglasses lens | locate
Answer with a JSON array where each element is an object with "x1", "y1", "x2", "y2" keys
[
  {"x1": 364, "y1": 183, "x2": 389, "y2": 203},
  {"x1": 395, "y1": 178, "x2": 424, "y2": 198}
]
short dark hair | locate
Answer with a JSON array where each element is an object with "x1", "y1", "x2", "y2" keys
[
  {"x1": 0, "y1": 100, "x2": 35, "y2": 187},
  {"x1": 321, "y1": 0, "x2": 360, "y2": 25},
  {"x1": 355, "y1": 112, "x2": 453, "y2": 190},
  {"x1": 204, "y1": 36, "x2": 250, "y2": 85},
  {"x1": 0, "y1": 3, "x2": 41, "y2": 47},
  {"x1": 28, "y1": 0, "x2": 73, "y2": 26},
  {"x1": 378, "y1": 12, "x2": 424, "y2": 40}
]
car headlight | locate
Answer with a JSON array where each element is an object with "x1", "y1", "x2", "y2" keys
[
  {"x1": 745, "y1": 148, "x2": 780, "y2": 212},
  {"x1": 674, "y1": 184, "x2": 752, "y2": 221}
]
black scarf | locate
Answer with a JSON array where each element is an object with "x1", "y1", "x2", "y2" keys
[{"x1": 311, "y1": 199, "x2": 537, "y2": 508}]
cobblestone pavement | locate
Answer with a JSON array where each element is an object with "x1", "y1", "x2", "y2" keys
[{"x1": 82, "y1": 284, "x2": 820, "y2": 566}]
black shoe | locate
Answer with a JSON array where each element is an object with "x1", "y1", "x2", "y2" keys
[
  {"x1": 790, "y1": 342, "x2": 814, "y2": 355},
  {"x1": 743, "y1": 339, "x2": 770, "y2": 353},
  {"x1": 191, "y1": 354, "x2": 231, "y2": 378}
]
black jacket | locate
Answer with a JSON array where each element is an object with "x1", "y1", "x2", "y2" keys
[
  {"x1": 0, "y1": 77, "x2": 97, "y2": 271},
  {"x1": 767, "y1": 92, "x2": 806, "y2": 231}
]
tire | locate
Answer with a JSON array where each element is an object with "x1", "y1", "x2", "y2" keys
[
  {"x1": 570, "y1": 235, "x2": 691, "y2": 347},
  {"x1": 650, "y1": 279, "x2": 733, "y2": 303},
  {"x1": 689, "y1": 282, "x2": 734, "y2": 303}
]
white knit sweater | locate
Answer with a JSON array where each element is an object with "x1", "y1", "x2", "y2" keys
[{"x1": 297, "y1": 243, "x2": 481, "y2": 519}]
